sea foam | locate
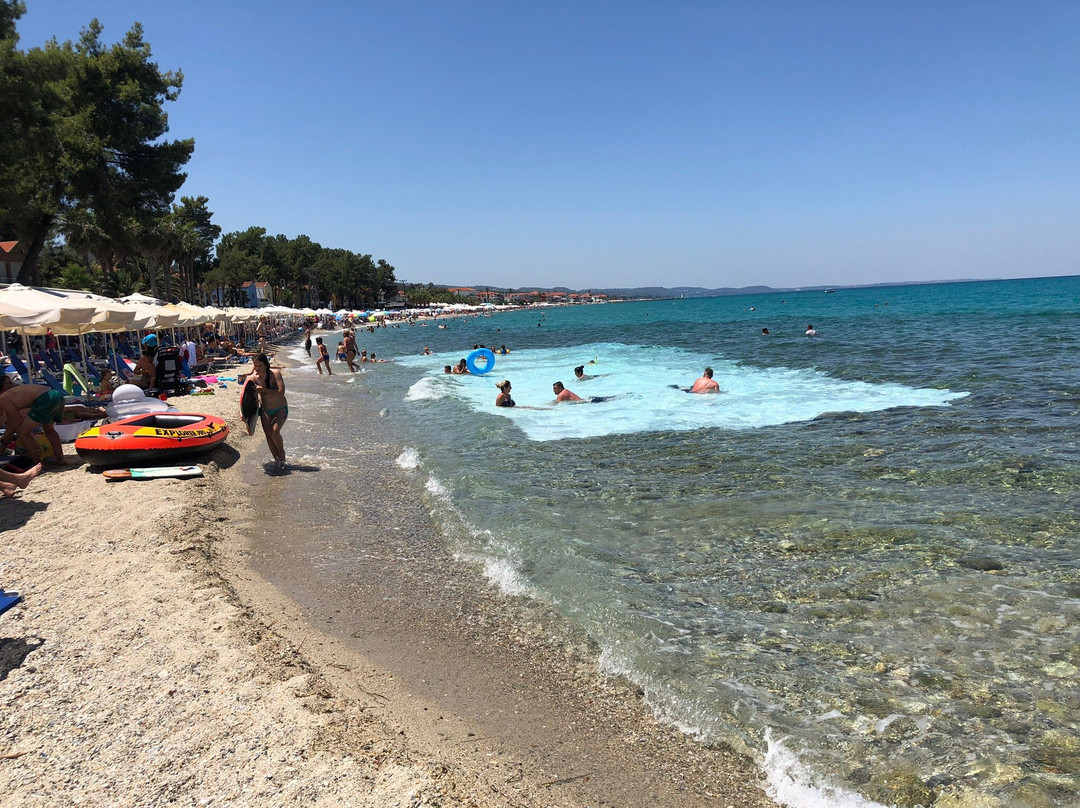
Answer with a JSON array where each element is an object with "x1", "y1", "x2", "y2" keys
[
  {"x1": 399, "y1": 343, "x2": 968, "y2": 442},
  {"x1": 395, "y1": 447, "x2": 421, "y2": 470},
  {"x1": 763, "y1": 730, "x2": 888, "y2": 808}
]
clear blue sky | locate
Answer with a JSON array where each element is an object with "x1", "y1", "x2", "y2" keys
[{"x1": 15, "y1": 1, "x2": 1080, "y2": 290}]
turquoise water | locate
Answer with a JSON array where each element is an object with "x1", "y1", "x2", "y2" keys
[{"x1": 282, "y1": 277, "x2": 1080, "y2": 808}]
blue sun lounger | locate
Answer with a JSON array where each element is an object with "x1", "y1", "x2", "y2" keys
[{"x1": 0, "y1": 590, "x2": 22, "y2": 617}]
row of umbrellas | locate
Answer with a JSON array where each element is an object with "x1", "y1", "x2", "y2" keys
[{"x1": 0, "y1": 284, "x2": 301, "y2": 336}]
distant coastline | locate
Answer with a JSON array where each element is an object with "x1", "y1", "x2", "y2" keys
[{"x1": 448, "y1": 274, "x2": 1065, "y2": 302}]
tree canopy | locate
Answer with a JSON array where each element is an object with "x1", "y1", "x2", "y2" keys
[
  {"x1": 1, "y1": 2, "x2": 403, "y2": 309},
  {"x1": 208, "y1": 230, "x2": 398, "y2": 310},
  {"x1": 0, "y1": 1, "x2": 194, "y2": 284}
]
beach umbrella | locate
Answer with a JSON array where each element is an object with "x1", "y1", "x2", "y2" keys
[
  {"x1": 0, "y1": 299, "x2": 44, "y2": 330},
  {"x1": 119, "y1": 292, "x2": 166, "y2": 306},
  {"x1": 57, "y1": 291, "x2": 150, "y2": 333},
  {"x1": 0, "y1": 283, "x2": 99, "y2": 335}
]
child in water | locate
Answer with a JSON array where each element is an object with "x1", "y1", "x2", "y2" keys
[{"x1": 315, "y1": 337, "x2": 333, "y2": 375}]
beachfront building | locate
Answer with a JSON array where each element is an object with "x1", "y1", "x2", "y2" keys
[
  {"x1": 0, "y1": 241, "x2": 26, "y2": 284},
  {"x1": 241, "y1": 281, "x2": 270, "y2": 308}
]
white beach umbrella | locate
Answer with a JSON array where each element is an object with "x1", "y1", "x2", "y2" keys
[
  {"x1": 0, "y1": 283, "x2": 99, "y2": 335},
  {"x1": 119, "y1": 292, "x2": 166, "y2": 306},
  {"x1": 57, "y1": 291, "x2": 150, "y2": 333},
  {"x1": 0, "y1": 299, "x2": 45, "y2": 330}
]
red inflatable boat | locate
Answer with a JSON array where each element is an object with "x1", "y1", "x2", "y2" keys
[{"x1": 75, "y1": 412, "x2": 229, "y2": 467}]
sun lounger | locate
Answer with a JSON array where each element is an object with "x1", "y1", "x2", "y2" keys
[
  {"x1": 62, "y1": 363, "x2": 95, "y2": 395},
  {"x1": 0, "y1": 590, "x2": 22, "y2": 617},
  {"x1": 7, "y1": 353, "x2": 31, "y2": 384}
]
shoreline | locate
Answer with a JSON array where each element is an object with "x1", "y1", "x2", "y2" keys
[{"x1": 0, "y1": 352, "x2": 777, "y2": 807}]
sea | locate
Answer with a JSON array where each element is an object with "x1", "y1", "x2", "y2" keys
[{"x1": 270, "y1": 276, "x2": 1080, "y2": 808}]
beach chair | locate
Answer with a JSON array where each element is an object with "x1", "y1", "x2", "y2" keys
[
  {"x1": 62, "y1": 363, "x2": 95, "y2": 396},
  {"x1": 155, "y1": 347, "x2": 188, "y2": 396},
  {"x1": 38, "y1": 369, "x2": 68, "y2": 394},
  {"x1": 7, "y1": 353, "x2": 31, "y2": 384},
  {"x1": 43, "y1": 349, "x2": 65, "y2": 374},
  {"x1": 107, "y1": 352, "x2": 133, "y2": 381},
  {"x1": 0, "y1": 590, "x2": 21, "y2": 617}
]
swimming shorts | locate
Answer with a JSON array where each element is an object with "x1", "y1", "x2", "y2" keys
[{"x1": 27, "y1": 389, "x2": 66, "y2": 424}]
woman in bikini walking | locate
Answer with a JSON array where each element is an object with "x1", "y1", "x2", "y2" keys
[{"x1": 251, "y1": 353, "x2": 289, "y2": 470}]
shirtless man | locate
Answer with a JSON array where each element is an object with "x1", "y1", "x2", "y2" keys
[
  {"x1": 315, "y1": 337, "x2": 333, "y2": 375},
  {"x1": 689, "y1": 367, "x2": 720, "y2": 393},
  {"x1": 0, "y1": 377, "x2": 103, "y2": 464},
  {"x1": 131, "y1": 348, "x2": 157, "y2": 389},
  {"x1": 552, "y1": 381, "x2": 582, "y2": 402}
]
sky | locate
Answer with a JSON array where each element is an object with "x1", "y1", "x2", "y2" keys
[{"x1": 14, "y1": 1, "x2": 1080, "y2": 290}]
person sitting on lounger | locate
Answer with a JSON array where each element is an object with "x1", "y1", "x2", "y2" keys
[
  {"x1": 97, "y1": 368, "x2": 116, "y2": 396},
  {"x1": 131, "y1": 348, "x2": 157, "y2": 389}
]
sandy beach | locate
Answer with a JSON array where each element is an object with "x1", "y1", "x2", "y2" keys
[{"x1": 0, "y1": 354, "x2": 777, "y2": 808}]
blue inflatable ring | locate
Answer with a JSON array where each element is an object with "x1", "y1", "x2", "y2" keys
[{"x1": 466, "y1": 348, "x2": 496, "y2": 375}]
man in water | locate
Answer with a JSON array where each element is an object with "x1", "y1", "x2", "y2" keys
[
  {"x1": 805, "y1": 324, "x2": 817, "y2": 336},
  {"x1": 689, "y1": 367, "x2": 720, "y2": 393},
  {"x1": 552, "y1": 381, "x2": 582, "y2": 402}
]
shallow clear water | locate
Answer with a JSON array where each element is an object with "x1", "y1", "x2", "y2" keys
[{"x1": 280, "y1": 277, "x2": 1080, "y2": 807}]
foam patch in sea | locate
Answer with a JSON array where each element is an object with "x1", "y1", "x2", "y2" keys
[{"x1": 399, "y1": 343, "x2": 968, "y2": 442}]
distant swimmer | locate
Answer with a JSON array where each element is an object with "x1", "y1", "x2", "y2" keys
[
  {"x1": 805, "y1": 324, "x2": 817, "y2": 336},
  {"x1": 574, "y1": 365, "x2": 592, "y2": 381},
  {"x1": 689, "y1": 367, "x2": 720, "y2": 394},
  {"x1": 495, "y1": 379, "x2": 515, "y2": 407},
  {"x1": 452, "y1": 358, "x2": 469, "y2": 375},
  {"x1": 498, "y1": 345, "x2": 510, "y2": 354},
  {"x1": 762, "y1": 328, "x2": 770, "y2": 336},
  {"x1": 552, "y1": 381, "x2": 582, "y2": 402}
]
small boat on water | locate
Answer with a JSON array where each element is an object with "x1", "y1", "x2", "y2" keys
[{"x1": 75, "y1": 412, "x2": 228, "y2": 467}]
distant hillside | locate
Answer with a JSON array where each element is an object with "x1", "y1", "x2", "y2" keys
[
  {"x1": 467, "y1": 284, "x2": 790, "y2": 299},
  {"x1": 599, "y1": 285, "x2": 784, "y2": 298}
]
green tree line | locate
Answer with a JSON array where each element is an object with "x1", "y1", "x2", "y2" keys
[{"x1": 0, "y1": 1, "x2": 401, "y2": 308}]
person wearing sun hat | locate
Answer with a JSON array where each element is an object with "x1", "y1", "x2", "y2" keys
[{"x1": 495, "y1": 379, "x2": 515, "y2": 407}]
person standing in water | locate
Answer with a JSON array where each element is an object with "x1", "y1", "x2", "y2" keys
[
  {"x1": 315, "y1": 337, "x2": 333, "y2": 375},
  {"x1": 343, "y1": 329, "x2": 360, "y2": 372},
  {"x1": 251, "y1": 353, "x2": 288, "y2": 470}
]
